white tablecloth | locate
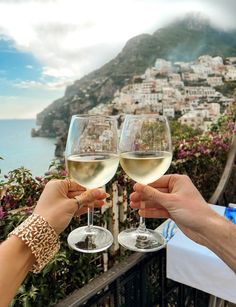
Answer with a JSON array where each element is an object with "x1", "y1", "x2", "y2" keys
[{"x1": 166, "y1": 205, "x2": 236, "y2": 303}]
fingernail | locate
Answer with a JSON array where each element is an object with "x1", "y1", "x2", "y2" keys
[
  {"x1": 97, "y1": 189, "x2": 110, "y2": 198},
  {"x1": 92, "y1": 190, "x2": 110, "y2": 198}
]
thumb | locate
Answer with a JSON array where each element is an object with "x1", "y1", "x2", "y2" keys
[{"x1": 134, "y1": 183, "x2": 171, "y2": 208}]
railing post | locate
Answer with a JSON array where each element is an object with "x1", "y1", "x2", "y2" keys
[
  {"x1": 114, "y1": 278, "x2": 121, "y2": 307},
  {"x1": 102, "y1": 184, "x2": 110, "y2": 272},
  {"x1": 119, "y1": 186, "x2": 127, "y2": 223},
  {"x1": 160, "y1": 249, "x2": 167, "y2": 307},
  {"x1": 110, "y1": 181, "x2": 120, "y2": 254},
  {"x1": 140, "y1": 259, "x2": 147, "y2": 307}
]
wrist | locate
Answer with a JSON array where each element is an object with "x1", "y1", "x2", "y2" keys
[
  {"x1": 33, "y1": 207, "x2": 68, "y2": 235},
  {"x1": 34, "y1": 211, "x2": 60, "y2": 235},
  {"x1": 8, "y1": 213, "x2": 60, "y2": 273},
  {"x1": 200, "y1": 211, "x2": 229, "y2": 248},
  {"x1": 199, "y1": 211, "x2": 236, "y2": 272}
]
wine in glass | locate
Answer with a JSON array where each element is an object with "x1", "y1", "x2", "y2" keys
[
  {"x1": 65, "y1": 115, "x2": 119, "y2": 253},
  {"x1": 118, "y1": 114, "x2": 172, "y2": 252}
]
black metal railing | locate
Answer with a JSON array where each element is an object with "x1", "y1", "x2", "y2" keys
[{"x1": 56, "y1": 249, "x2": 209, "y2": 307}]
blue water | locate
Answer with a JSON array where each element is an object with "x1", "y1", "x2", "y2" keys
[{"x1": 0, "y1": 119, "x2": 56, "y2": 176}]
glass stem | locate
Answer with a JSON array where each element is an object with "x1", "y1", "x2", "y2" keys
[
  {"x1": 138, "y1": 200, "x2": 147, "y2": 232},
  {"x1": 87, "y1": 207, "x2": 94, "y2": 231},
  {"x1": 138, "y1": 216, "x2": 147, "y2": 232}
]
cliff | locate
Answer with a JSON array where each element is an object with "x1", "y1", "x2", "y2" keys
[{"x1": 34, "y1": 13, "x2": 236, "y2": 156}]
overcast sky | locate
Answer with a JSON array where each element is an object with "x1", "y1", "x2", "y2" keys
[{"x1": 0, "y1": 0, "x2": 236, "y2": 118}]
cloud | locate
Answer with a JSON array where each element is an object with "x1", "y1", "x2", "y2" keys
[
  {"x1": 0, "y1": 0, "x2": 58, "y2": 3},
  {"x1": 0, "y1": 0, "x2": 235, "y2": 84},
  {"x1": 1, "y1": 0, "x2": 235, "y2": 119},
  {"x1": 14, "y1": 79, "x2": 71, "y2": 90}
]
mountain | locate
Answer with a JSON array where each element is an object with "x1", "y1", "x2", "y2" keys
[{"x1": 35, "y1": 13, "x2": 236, "y2": 142}]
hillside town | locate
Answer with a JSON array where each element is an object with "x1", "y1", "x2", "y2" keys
[{"x1": 88, "y1": 55, "x2": 236, "y2": 131}]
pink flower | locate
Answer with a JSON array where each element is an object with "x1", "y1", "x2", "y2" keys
[
  {"x1": 26, "y1": 196, "x2": 33, "y2": 206},
  {"x1": 0, "y1": 206, "x2": 5, "y2": 219},
  {"x1": 177, "y1": 149, "x2": 188, "y2": 159},
  {"x1": 228, "y1": 122, "x2": 235, "y2": 132},
  {"x1": 60, "y1": 170, "x2": 68, "y2": 177}
]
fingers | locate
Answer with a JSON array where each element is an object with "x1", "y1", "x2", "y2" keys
[
  {"x1": 130, "y1": 200, "x2": 164, "y2": 209},
  {"x1": 139, "y1": 208, "x2": 170, "y2": 219},
  {"x1": 68, "y1": 191, "x2": 84, "y2": 198},
  {"x1": 74, "y1": 199, "x2": 105, "y2": 217},
  {"x1": 63, "y1": 179, "x2": 86, "y2": 192},
  {"x1": 133, "y1": 184, "x2": 171, "y2": 206},
  {"x1": 76, "y1": 207, "x2": 87, "y2": 216},
  {"x1": 78, "y1": 189, "x2": 109, "y2": 205},
  {"x1": 145, "y1": 175, "x2": 172, "y2": 189},
  {"x1": 130, "y1": 188, "x2": 168, "y2": 203},
  {"x1": 74, "y1": 189, "x2": 109, "y2": 212},
  {"x1": 134, "y1": 174, "x2": 183, "y2": 190}
]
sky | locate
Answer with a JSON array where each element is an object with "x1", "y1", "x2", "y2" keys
[{"x1": 0, "y1": 0, "x2": 236, "y2": 119}]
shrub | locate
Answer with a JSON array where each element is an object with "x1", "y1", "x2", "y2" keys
[{"x1": 169, "y1": 106, "x2": 235, "y2": 200}]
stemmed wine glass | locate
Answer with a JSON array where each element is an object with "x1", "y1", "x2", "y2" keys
[
  {"x1": 65, "y1": 115, "x2": 119, "y2": 253},
  {"x1": 118, "y1": 114, "x2": 172, "y2": 252}
]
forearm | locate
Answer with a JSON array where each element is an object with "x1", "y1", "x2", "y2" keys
[
  {"x1": 202, "y1": 214, "x2": 236, "y2": 273},
  {"x1": 0, "y1": 236, "x2": 35, "y2": 307}
]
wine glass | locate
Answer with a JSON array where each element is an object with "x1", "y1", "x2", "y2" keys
[
  {"x1": 118, "y1": 114, "x2": 172, "y2": 252},
  {"x1": 65, "y1": 115, "x2": 119, "y2": 253}
]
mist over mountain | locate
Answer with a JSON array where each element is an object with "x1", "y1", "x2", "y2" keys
[{"x1": 36, "y1": 13, "x2": 236, "y2": 138}]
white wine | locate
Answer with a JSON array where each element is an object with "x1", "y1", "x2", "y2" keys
[
  {"x1": 66, "y1": 153, "x2": 119, "y2": 189},
  {"x1": 120, "y1": 151, "x2": 172, "y2": 184}
]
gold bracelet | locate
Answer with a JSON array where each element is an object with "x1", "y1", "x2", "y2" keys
[{"x1": 8, "y1": 213, "x2": 60, "y2": 273}]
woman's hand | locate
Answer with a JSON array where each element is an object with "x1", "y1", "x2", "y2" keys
[{"x1": 34, "y1": 179, "x2": 109, "y2": 235}]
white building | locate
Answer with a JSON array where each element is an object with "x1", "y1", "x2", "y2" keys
[
  {"x1": 184, "y1": 86, "x2": 218, "y2": 97},
  {"x1": 191, "y1": 64, "x2": 212, "y2": 78},
  {"x1": 174, "y1": 61, "x2": 192, "y2": 72},
  {"x1": 155, "y1": 59, "x2": 173, "y2": 74},
  {"x1": 129, "y1": 80, "x2": 156, "y2": 94},
  {"x1": 131, "y1": 92, "x2": 162, "y2": 105},
  {"x1": 155, "y1": 78, "x2": 169, "y2": 91},
  {"x1": 168, "y1": 73, "x2": 181, "y2": 81},
  {"x1": 225, "y1": 66, "x2": 236, "y2": 81},
  {"x1": 182, "y1": 72, "x2": 199, "y2": 82},
  {"x1": 206, "y1": 103, "x2": 221, "y2": 118},
  {"x1": 178, "y1": 110, "x2": 207, "y2": 130},
  {"x1": 225, "y1": 57, "x2": 236, "y2": 65},
  {"x1": 206, "y1": 76, "x2": 223, "y2": 87},
  {"x1": 163, "y1": 107, "x2": 175, "y2": 118}
]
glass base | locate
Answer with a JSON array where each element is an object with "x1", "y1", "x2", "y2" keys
[
  {"x1": 68, "y1": 225, "x2": 114, "y2": 253},
  {"x1": 118, "y1": 228, "x2": 166, "y2": 252}
]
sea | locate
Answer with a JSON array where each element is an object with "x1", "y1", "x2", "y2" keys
[{"x1": 0, "y1": 119, "x2": 57, "y2": 177}]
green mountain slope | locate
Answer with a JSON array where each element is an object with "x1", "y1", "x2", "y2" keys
[{"x1": 36, "y1": 14, "x2": 236, "y2": 137}]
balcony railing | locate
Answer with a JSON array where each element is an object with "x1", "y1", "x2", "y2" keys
[{"x1": 56, "y1": 249, "x2": 209, "y2": 307}]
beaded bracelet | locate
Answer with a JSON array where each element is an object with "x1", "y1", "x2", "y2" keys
[{"x1": 8, "y1": 213, "x2": 60, "y2": 273}]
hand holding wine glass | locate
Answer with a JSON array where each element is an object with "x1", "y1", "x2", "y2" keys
[
  {"x1": 65, "y1": 115, "x2": 119, "y2": 253},
  {"x1": 118, "y1": 114, "x2": 172, "y2": 252}
]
